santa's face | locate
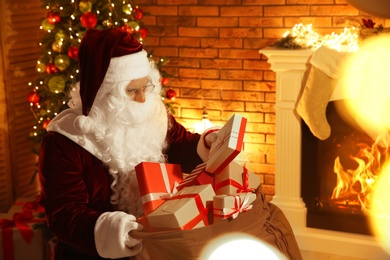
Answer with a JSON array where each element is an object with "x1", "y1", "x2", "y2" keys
[
  {"x1": 87, "y1": 68, "x2": 168, "y2": 173},
  {"x1": 125, "y1": 76, "x2": 155, "y2": 103}
]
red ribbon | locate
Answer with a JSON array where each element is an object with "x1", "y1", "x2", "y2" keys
[
  {"x1": 167, "y1": 193, "x2": 210, "y2": 230},
  {"x1": 237, "y1": 167, "x2": 256, "y2": 193},
  {"x1": 213, "y1": 194, "x2": 253, "y2": 220},
  {"x1": 215, "y1": 167, "x2": 255, "y2": 193},
  {"x1": 0, "y1": 197, "x2": 46, "y2": 260}
]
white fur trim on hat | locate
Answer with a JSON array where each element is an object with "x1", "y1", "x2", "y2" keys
[{"x1": 104, "y1": 50, "x2": 151, "y2": 83}]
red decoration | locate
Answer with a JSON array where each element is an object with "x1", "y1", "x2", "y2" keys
[
  {"x1": 362, "y1": 18, "x2": 376, "y2": 28},
  {"x1": 42, "y1": 118, "x2": 51, "y2": 130},
  {"x1": 161, "y1": 77, "x2": 169, "y2": 86},
  {"x1": 45, "y1": 63, "x2": 58, "y2": 74},
  {"x1": 138, "y1": 28, "x2": 148, "y2": 38},
  {"x1": 67, "y1": 46, "x2": 79, "y2": 59},
  {"x1": 121, "y1": 24, "x2": 133, "y2": 34},
  {"x1": 27, "y1": 91, "x2": 40, "y2": 105},
  {"x1": 165, "y1": 89, "x2": 176, "y2": 100},
  {"x1": 47, "y1": 11, "x2": 61, "y2": 25},
  {"x1": 133, "y1": 8, "x2": 143, "y2": 20},
  {"x1": 80, "y1": 12, "x2": 97, "y2": 29}
]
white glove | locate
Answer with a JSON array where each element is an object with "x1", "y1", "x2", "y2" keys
[
  {"x1": 94, "y1": 211, "x2": 144, "y2": 258},
  {"x1": 204, "y1": 131, "x2": 218, "y2": 148},
  {"x1": 197, "y1": 127, "x2": 220, "y2": 161}
]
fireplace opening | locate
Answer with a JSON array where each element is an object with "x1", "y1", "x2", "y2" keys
[{"x1": 301, "y1": 100, "x2": 388, "y2": 235}]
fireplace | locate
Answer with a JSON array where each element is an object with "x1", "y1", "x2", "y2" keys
[
  {"x1": 260, "y1": 48, "x2": 389, "y2": 259},
  {"x1": 302, "y1": 100, "x2": 377, "y2": 235}
]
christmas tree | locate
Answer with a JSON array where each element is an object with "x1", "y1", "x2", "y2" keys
[{"x1": 27, "y1": 0, "x2": 174, "y2": 159}]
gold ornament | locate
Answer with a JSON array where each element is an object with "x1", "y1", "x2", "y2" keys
[
  {"x1": 39, "y1": 109, "x2": 47, "y2": 116},
  {"x1": 36, "y1": 63, "x2": 46, "y2": 73},
  {"x1": 54, "y1": 54, "x2": 70, "y2": 71},
  {"x1": 48, "y1": 75, "x2": 66, "y2": 93},
  {"x1": 55, "y1": 30, "x2": 65, "y2": 41},
  {"x1": 79, "y1": 1, "x2": 92, "y2": 13},
  {"x1": 52, "y1": 40, "x2": 63, "y2": 52},
  {"x1": 122, "y1": 5, "x2": 132, "y2": 14},
  {"x1": 42, "y1": 19, "x2": 55, "y2": 31},
  {"x1": 127, "y1": 21, "x2": 139, "y2": 30}
]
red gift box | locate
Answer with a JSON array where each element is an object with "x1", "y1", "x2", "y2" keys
[
  {"x1": 135, "y1": 162, "x2": 183, "y2": 216},
  {"x1": 214, "y1": 161, "x2": 260, "y2": 195},
  {"x1": 205, "y1": 113, "x2": 247, "y2": 174},
  {"x1": 147, "y1": 184, "x2": 215, "y2": 230},
  {"x1": 0, "y1": 197, "x2": 47, "y2": 260}
]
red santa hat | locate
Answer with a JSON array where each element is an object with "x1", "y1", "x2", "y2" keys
[{"x1": 78, "y1": 28, "x2": 151, "y2": 116}]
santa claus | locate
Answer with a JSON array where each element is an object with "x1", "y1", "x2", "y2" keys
[{"x1": 38, "y1": 28, "x2": 215, "y2": 259}]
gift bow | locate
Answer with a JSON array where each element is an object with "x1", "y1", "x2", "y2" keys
[
  {"x1": 1, "y1": 197, "x2": 46, "y2": 260},
  {"x1": 213, "y1": 193, "x2": 254, "y2": 220}
]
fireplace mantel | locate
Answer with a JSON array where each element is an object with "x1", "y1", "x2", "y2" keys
[{"x1": 260, "y1": 47, "x2": 389, "y2": 259}]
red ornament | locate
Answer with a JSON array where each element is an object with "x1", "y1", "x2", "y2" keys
[
  {"x1": 161, "y1": 78, "x2": 169, "y2": 86},
  {"x1": 67, "y1": 46, "x2": 79, "y2": 59},
  {"x1": 121, "y1": 24, "x2": 133, "y2": 34},
  {"x1": 27, "y1": 91, "x2": 40, "y2": 105},
  {"x1": 45, "y1": 63, "x2": 58, "y2": 74},
  {"x1": 80, "y1": 12, "x2": 97, "y2": 29},
  {"x1": 138, "y1": 28, "x2": 148, "y2": 38},
  {"x1": 47, "y1": 11, "x2": 61, "y2": 25},
  {"x1": 165, "y1": 89, "x2": 176, "y2": 100},
  {"x1": 42, "y1": 118, "x2": 51, "y2": 130},
  {"x1": 133, "y1": 8, "x2": 143, "y2": 20}
]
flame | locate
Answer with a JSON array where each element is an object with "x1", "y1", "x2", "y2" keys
[{"x1": 331, "y1": 134, "x2": 389, "y2": 212}]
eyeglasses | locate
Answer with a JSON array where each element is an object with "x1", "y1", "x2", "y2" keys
[{"x1": 126, "y1": 80, "x2": 155, "y2": 100}]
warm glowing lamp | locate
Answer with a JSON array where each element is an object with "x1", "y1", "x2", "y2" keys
[{"x1": 194, "y1": 107, "x2": 213, "y2": 134}]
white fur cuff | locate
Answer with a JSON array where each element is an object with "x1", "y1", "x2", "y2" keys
[{"x1": 94, "y1": 211, "x2": 143, "y2": 258}]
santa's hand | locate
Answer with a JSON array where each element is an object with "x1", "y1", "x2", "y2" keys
[
  {"x1": 197, "y1": 127, "x2": 220, "y2": 161},
  {"x1": 95, "y1": 211, "x2": 144, "y2": 258},
  {"x1": 204, "y1": 130, "x2": 218, "y2": 148}
]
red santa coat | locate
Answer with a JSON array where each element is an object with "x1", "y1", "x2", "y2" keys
[{"x1": 38, "y1": 114, "x2": 203, "y2": 259}]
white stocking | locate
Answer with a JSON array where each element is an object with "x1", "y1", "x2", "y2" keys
[{"x1": 296, "y1": 65, "x2": 338, "y2": 140}]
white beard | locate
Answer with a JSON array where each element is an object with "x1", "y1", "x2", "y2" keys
[{"x1": 85, "y1": 74, "x2": 168, "y2": 216}]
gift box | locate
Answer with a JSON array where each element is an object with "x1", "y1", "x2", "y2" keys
[
  {"x1": 214, "y1": 161, "x2": 260, "y2": 195},
  {"x1": 147, "y1": 184, "x2": 215, "y2": 230},
  {"x1": 176, "y1": 114, "x2": 247, "y2": 192},
  {"x1": 135, "y1": 162, "x2": 183, "y2": 216},
  {"x1": 213, "y1": 192, "x2": 256, "y2": 223},
  {"x1": 176, "y1": 163, "x2": 214, "y2": 191},
  {"x1": 205, "y1": 113, "x2": 247, "y2": 174},
  {"x1": 0, "y1": 197, "x2": 47, "y2": 260}
]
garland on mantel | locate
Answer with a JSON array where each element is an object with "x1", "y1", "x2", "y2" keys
[{"x1": 273, "y1": 18, "x2": 388, "y2": 52}]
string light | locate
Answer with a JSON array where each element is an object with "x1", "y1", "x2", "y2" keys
[{"x1": 279, "y1": 23, "x2": 360, "y2": 52}]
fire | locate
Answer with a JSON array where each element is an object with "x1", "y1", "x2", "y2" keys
[{"x1": 331, "y1": 134, "x2": 390, "y2": 212}]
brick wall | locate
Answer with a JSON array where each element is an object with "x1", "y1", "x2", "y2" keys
[{"x1": 137, "y1": 0, "x2": 390, "y2": 201}]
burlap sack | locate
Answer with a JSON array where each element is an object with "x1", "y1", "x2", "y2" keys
[{"x1": 131, "y1": 192, "x2": 303, "y2": 260}]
